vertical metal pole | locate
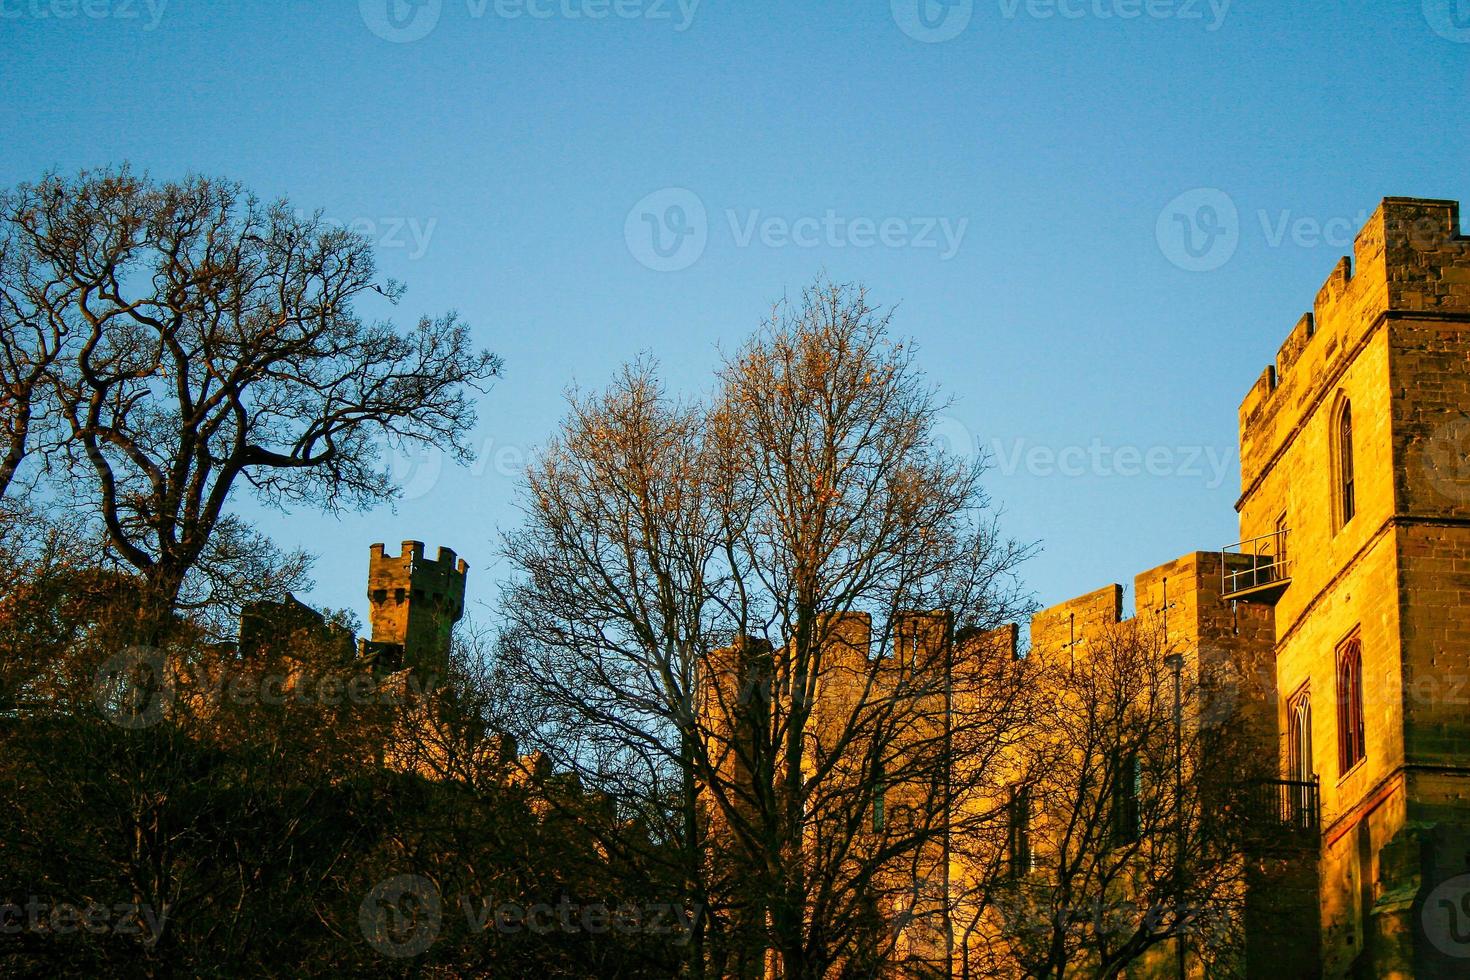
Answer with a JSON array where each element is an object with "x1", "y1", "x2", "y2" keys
[{"x1": 1164, "y1": 652, "x2": 1186, "y2": 979}]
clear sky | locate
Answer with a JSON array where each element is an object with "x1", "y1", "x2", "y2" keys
[{"x1": 3, "y1": 0, "x2": 1467, "y2": 627}]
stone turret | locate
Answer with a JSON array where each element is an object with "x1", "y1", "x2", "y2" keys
[{"x1": 363, "y1": 540, "x2": 467, "y2": 677}]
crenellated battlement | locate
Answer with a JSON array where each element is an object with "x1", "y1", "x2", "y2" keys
[
  {"x1": 1238, "y1": 199, "x2": 1470, "y2": 479},
  {"x1": 1025, "y1": 551, "x2": 1276, "y2": 663},
  {"x1": 366, "y1": 540, "x2": 468, "y2": 673},
  {"x1": 369, "y1": 540, "x2": 470, "y2": 576},
  {"x1": 1016, "y1": 553, "x2": 1280, "y2": 751}
]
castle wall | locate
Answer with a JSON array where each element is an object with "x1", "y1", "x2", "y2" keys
[
  {"x1": 1029, "y1": 583, "x2": 1122, "y2": 662},
  {"x1": 1232, "y1": 199, "x2": 1470, "y2": 978},
  {"x1": 1381, "y1": 215, "x2": 1470, "y2": 976}
]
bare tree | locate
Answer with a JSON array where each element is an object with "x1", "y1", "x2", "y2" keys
[
  {"x1": 500, "y1": 281, "x2": 1035, "y2": 978},
  {"x1": 0, "y1": 219, "x2": 64, "y2": 503},
  {"x1": 500, "y1": 359, "x2": 721, "y2": 973},
  {"x1": 978, "y1": 619, "x2": 1270, "y2": 979},
  {"x1": 0, "y1": 167, "x2": 500, "y2": 631}
]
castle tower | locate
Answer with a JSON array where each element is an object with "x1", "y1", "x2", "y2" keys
[
  {"x1": 366, "y1": 540, "x2": 467, "y2": 677},
  {"x1": 1231, "y1": 199, "x2": 1470, "y2": 977}
]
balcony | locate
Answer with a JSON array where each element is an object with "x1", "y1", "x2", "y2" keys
[
  {"x1": 1221, "y1": 530, "x2": 1291, "y2": 602},
  {"x1": 1243, "y1": 777, "x2": 1320, "y2": 849}
]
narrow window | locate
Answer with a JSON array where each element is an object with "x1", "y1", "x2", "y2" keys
[
  {"x1": 1111, "y1": 751, "x2": 1141, "y2": 846},
  {"x1": 873, "y1": 763, "x2": 886, "y2": 833},
  {"x1": 1008, "y1": 785, "x2": 1033, "y2": 876},
  {"x1": 1337, "y1": 401, "x2": 1356, "y2": 527},
  {"x1": 1274, "y1": 512, "x2": 1290, "y2": 578},
  {"x1": 1337, "y1": 636, "x2": 1365, "y2": 774},
  {"x1": 1288, "y1": 690, "x2": 1313, "y2": 827},
  {"x1": 1288, "y1": 692, "x2": 1312, "y2": 782}
]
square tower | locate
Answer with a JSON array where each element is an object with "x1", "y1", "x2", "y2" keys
[
  {"x1": 1232, "y1": 199, "x2": 1470, "y2": 977},
  {"x1": 366, "y1": 540, "x2": 467, "y2": 678}
]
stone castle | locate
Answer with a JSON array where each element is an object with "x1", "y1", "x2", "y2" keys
[
  {"x1": 1001, "y1": 196, "x2": 1470, "y2": 977},
  {"x1": 323, "y1": 198, "x2": 1470, "y2": 977},
  {"x1": 241, "y1": 539, "x2": 467, "y2": 678},
  {"x1": 688, "y1": 197, "x2": 1470, "y2": 978},
  {"x1": 361, "y1": 540, "x2": 468, "y2": 676}
]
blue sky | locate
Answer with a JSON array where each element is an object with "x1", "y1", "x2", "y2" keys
[{"x1": 3, "y1": 0, "x2": 1467, "y2": 626}]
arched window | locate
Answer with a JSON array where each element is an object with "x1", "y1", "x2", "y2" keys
[
  {"x1": 1288, "y1": 690, "x2": 1314, "y2": 827},
  {"x1": 1336, "y1": 399, "x2": 1356, "y2": 527},
  {"x1": 1337, "y1": 636, "x2": 1365, "y2": 774}
]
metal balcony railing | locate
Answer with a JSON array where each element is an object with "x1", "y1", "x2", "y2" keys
[
  {"x1": 1251, "y1": 777, "x2": 1320, "y2": 835},
  {"x1": 1221, "y1": 530, "x2": 1291, "y2": 600}
]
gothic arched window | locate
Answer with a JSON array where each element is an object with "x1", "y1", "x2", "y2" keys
[
  {"x1": 1336, "y1": 399, "x2": 1356, "y2": 527},
  {"x1": 1288, "y1": 690, "x2": 1314, "y2": 827},
  {"x1": 1337, "y1": 635, "x2": 1366, "y2": 774}
]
